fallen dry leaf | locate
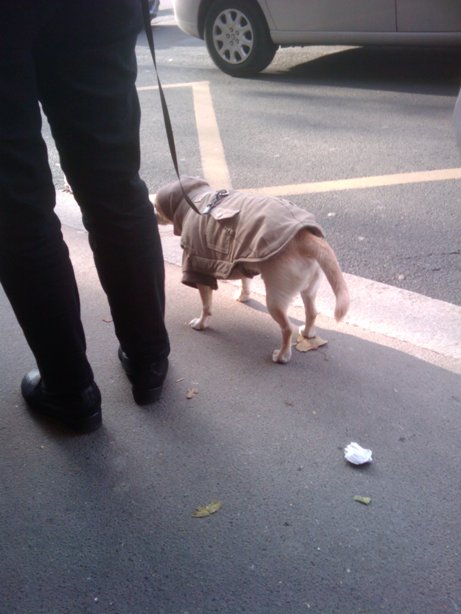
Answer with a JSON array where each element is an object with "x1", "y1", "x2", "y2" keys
[
  {"x1": 192, "y1": 501, "x2": 223, "y2": 518},
  {"x1": 353, "y1": 495, "x2": 372, "y2": 505},
  {"x1": 295, "y1": 334, "x2": 328, "y2": 353},
  {"x1": 186, "y1": 386, "x2": 199, "y2": 399}
]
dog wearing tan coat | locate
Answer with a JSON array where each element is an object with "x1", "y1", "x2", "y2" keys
[{"x1": 155, "y1": 177, "x2": 349, "y2": 364}]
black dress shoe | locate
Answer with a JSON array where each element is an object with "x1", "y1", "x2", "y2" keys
[
  {"x1": 21, "y1": 370, "x2": 102, "y2": 433},
  {"x1": 118, "y1": 347, "x2": 168, "y2": 405}
]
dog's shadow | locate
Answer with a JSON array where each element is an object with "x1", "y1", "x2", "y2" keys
[
  {"x1": 239, "y1": 296, "x2": 305, "y2": 329},
  {"x1": 239, "y1": 296, "x2": 266, "y2": 315}
]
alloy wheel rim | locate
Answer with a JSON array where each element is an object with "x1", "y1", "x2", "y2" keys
[{"x1": 212, "y1": 9, "x2": 254, "y2": 65}]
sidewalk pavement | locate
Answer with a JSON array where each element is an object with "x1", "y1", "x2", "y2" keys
[{"x1": 1, "y1": 222, "x2": 460, "y2": 613}]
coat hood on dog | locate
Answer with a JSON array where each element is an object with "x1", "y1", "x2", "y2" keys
[{"x1": 156, "y1": 176, "x2": 212, "y2": 235}]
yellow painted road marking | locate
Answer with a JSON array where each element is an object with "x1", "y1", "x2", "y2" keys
[
  {"x1": 137, "y1": 81, "x2": 209, "y2": 91},
  {"x1": 139, "y1": 82, "x2": 461, "y2": 196},
  {"x1": 138, "y1": 81, "x2": 230, "y2": 188},
  {"x1": 136, "y1": 80, "x2": 461, "y2": 362},
  {"x1": 242, "y1": 167, "x2": 461, "y2": 197},
  {"x1": 191, "y1": 82, "x2": 231, "y2": 188}
]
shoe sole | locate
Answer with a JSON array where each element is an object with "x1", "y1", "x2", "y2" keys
[
  {"x1": 118, "y1": 347, "x2": 165, "y2": 405},
  {"x1": 25, "y1": 397, "x2": 102, "y2": 433},
  {"x1": 21, "y1": 371, "x2": 102, "y2": 433},
  {"x1": 132, "y1": 385, "x2": 163, "y2": 406}
]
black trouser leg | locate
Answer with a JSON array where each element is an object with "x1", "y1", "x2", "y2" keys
[
  {"x1": 0, "y1": 0, "x2": 169, "y2": 397},
  {"x1": 0, "y1": 43, "x2": 94, "y2": 394},
  {"x1": 35, "y1": 8, "x2": 170, "y2": 364}
]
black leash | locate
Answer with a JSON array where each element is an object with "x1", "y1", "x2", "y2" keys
[{"x1": 141, "y1": 0, "x2": 202, "y2": 215}]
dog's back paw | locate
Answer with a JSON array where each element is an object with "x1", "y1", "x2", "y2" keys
[{"x1": 272, "y1": 348, "x2": 291, "y2": 364}]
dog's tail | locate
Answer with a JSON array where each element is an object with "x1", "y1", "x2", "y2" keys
[{"x1": 302, "y1": 232, "x2": 350, "y2": 321}]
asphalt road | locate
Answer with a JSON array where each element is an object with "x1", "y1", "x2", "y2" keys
[
  {"x1": 43, "y1": 4, "x2": 461, "y2": 305},
  {"x1": 1, "y1": 226, "x2": 460, "y2": 614},
  {"x1": 134, "y1": 5, "x2": 461, "y2": 306},
  {"x1": 3, "y1": 6, "x2": 461, "y2": 613}
]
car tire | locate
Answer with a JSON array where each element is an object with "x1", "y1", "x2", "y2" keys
[{"x1": 204, "y1": 0, "x2": 277, "y2": 77}]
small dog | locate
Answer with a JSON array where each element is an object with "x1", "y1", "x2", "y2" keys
[{"x1": 155, "y1": 176, "x2": 349, "y2": 364}]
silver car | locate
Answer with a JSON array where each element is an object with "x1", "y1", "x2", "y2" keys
[
  {"x1": 149, "y1": 0, "x2": 160, "y2": 19},
  {"x1": 173, "y1": 0, "x2": 461, "y2": 76}
]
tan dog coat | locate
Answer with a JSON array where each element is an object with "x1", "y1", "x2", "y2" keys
[{"x1": 156, "y1": 177, "x2": 325, "y2": 290}]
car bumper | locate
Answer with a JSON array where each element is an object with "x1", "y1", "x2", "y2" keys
[{"x1": 173, "y1": 0, "x2": 201, "y2": 38}]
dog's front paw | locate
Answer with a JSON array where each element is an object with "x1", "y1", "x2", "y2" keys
[
  {"x1": 189, "y1": 317, "x2": 206, "y2": 331},
  {"x1": 234, "y1": 289, "x2": 251, "y2": 303},
  {"x1": 272, "y1": 348, "x2": 291, "y2": 364}
]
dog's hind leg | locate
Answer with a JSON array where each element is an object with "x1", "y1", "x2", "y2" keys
[
  {"x1": 235, "y1": 277, "x2": 252, "y2": 303},
  {"x1": 190, "y1": 284, "x2": 213, "y2": 330},
  {"x1": 299, "y1": 268, "x2": 321, "y2": 339},
  {"x1": 261, "y1": 257, "x2": 303, "y2": 364},
  {"x1": 263, "y1": 285, "x2": 295, "y2": 364}
]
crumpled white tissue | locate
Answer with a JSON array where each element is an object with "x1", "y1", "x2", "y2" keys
[{"x1": 344, "y1": 442, "x2": 373, "y2": 465}]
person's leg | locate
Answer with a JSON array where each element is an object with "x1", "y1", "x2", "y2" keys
[
  {"x1": 35, "y1": 2, "x2": 170, "y2": 400},
  {"x1": 0, "y1": 4, "x2": 101, "y2": 431},
  {"x1": 0, "y1": 9, "x2": 95, "y2": 397}
]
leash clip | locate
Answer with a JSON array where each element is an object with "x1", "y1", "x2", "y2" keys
[{"x1": 203, "y1": 189, "x2": 229, "y2": 215}]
